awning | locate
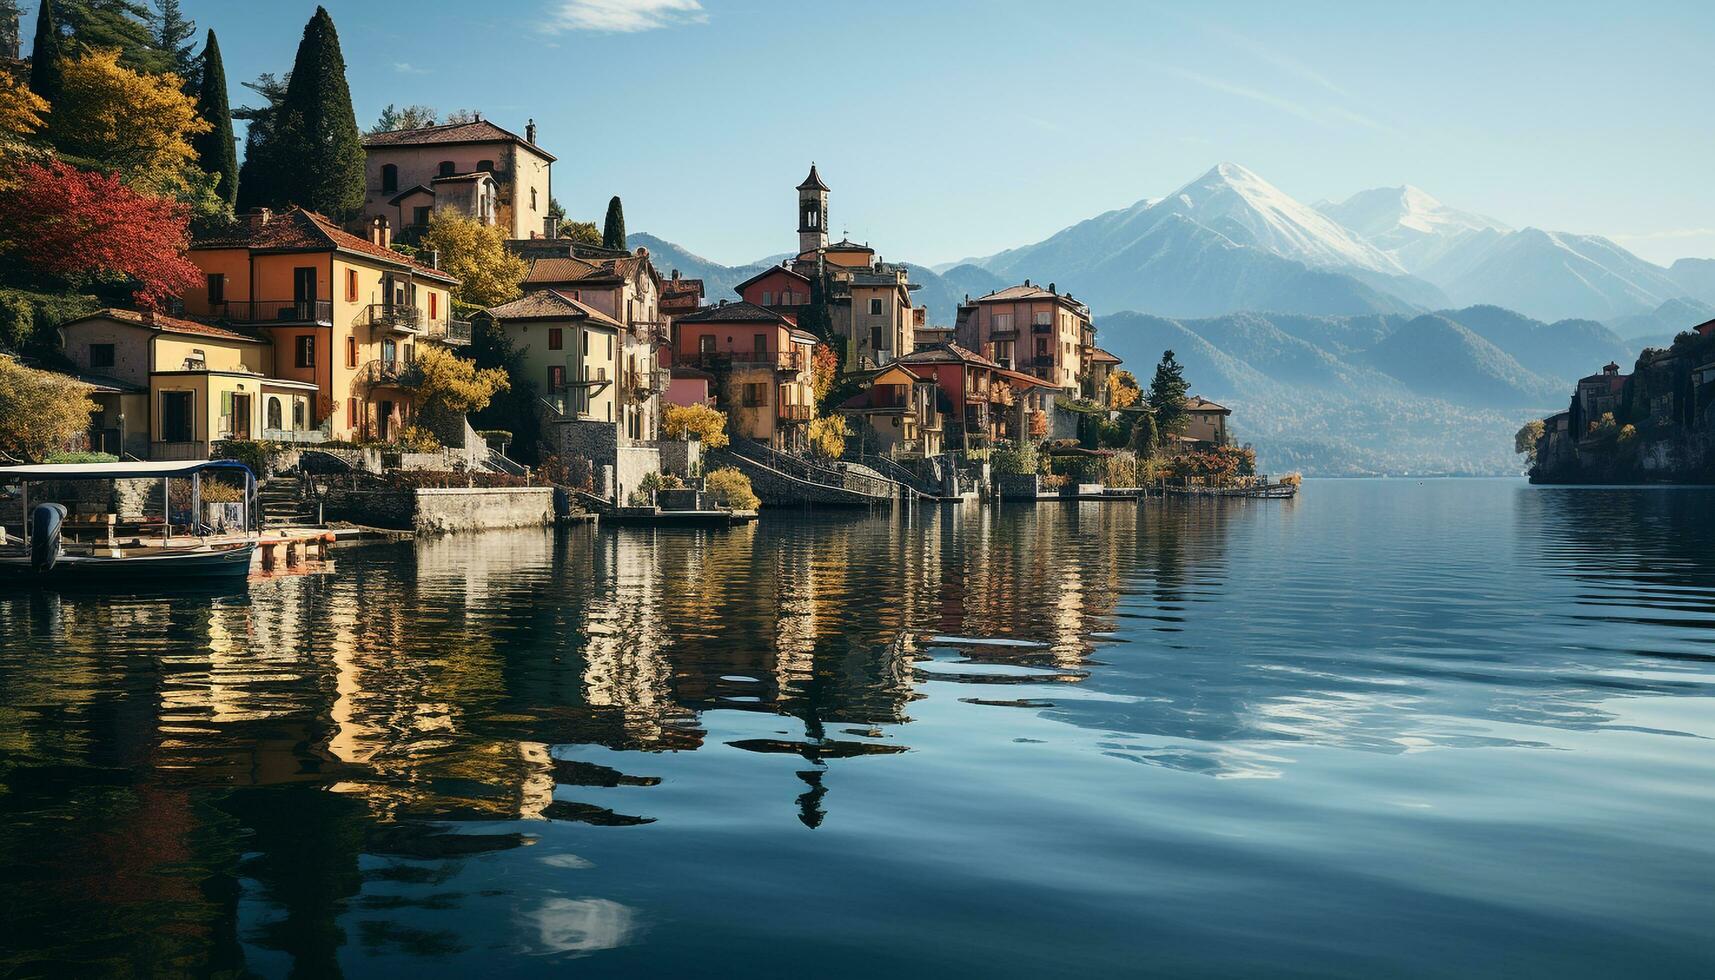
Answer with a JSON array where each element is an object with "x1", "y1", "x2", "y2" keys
[{"x1": 0, "y1": 459, "x2": 255, "y2": 481}]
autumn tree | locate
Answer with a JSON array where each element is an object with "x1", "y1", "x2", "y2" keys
[
  {"x1": 1106, "y1": 368, "x2": 1140, "y2": 409},
  {"x1": 807, "y1": 413, "x2": 848, "y2": 460},
  {"x1": 0, "y1": 160, "x2": 201, "y2": 309},
  {"x1": 602, "y1": 195, "x2": 626, "y2": 250},
  {"x1": 1513, "y1": 419, "x2": 1545, "y2": 465},
  {"x1": 662, "y1": 403, "x2": 729, "y2": 449},
  {"x1": 0, "y1": 356, "x2": 97, "y2": 460},
  {"x1": 418, "y1": 210, "x2": 528, "y2": 308},
  {"x1": 0, "y1": 72, "x2": 48, "y2": 139},
  {"x1": 370, "y1": 103, "x2": 437, "y2": 133},
  {"x1": 53, "y1": 46, "x2": 210, "y2": 196},
  {"x1": 810, "y1": 343, "x2": 839, "y2": 403},
  {"x1": 409, "y1": 344, "x2": 509, "y2": 417},
  {"x1": 1147, "y1": 350, "x2": 1189, "y2": 435},
  {"x1": 191, "y1": 29, "x2": 237, "y2": 207},
  {"x1": 267, "y1": 7, "x2": 365, "y2": 220}
]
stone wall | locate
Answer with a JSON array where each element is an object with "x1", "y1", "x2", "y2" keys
[
  {"x1": 658, "y1": 439, "x2": 702, "y2": 478},
  {"x1": 320, "y1": 485, "x2": 415, "y2": 529},
  {"x1": 615, "y1": 446, "x2": 660, "y2": 504},
  {"x1": 413, "y1": 487, "x2": 554, "y2": 534}
]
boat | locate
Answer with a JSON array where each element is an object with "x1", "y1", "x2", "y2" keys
[{"x1": 0, "y1": 459, "x2": 261, "y2": 587}]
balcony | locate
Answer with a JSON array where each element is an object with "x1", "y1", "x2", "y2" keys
[
  {"x1": 630, "y1": 319, "x2": 670, "y2": 345},
  {"x1": 1032, "y1": 355, "x2": 1056, "y2": 367},
  {"x1": 420, "y1": 318, "x2": 472, "y2": 345},
  {"x1": 365, "y1": 303, "x2": 422, "y2": 335},
  {"x1": 989, "y1": 324, "x2": 1019, "y2": 339},
  {"x1": 1032, "y1": 321, "x2": 1053, "y2": 334},
  {"x1": 778, "y1": 402, "x2": 813, "y2": 422},
  {"x1": 694, "y1": 351, "x2": 805, "y2": 373},
  {"x1": 209, "y1": 300, "x2": 332, "y2": 325},
  {"x1": 628, "y1": 368, "x2": 670, "y2": 397}
]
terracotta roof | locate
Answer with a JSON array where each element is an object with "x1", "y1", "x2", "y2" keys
[
  {"x1": 996, "y1": 367, "x2": 1060, "y2": 389},
  {"x1": 972, "y1": 283, "x2": 1087, "y2": 308},
  {"x1": 66, "y1": 308, "x2": 266, "y2": 344},
  {"x1": 524, "y1": 254, "x2": 650, "y2": 288},
  {"x1": 1693, "y1": 318, "x2": 1715, "y2": 336},
  {"x1": 797, "y1": 163, "x2": 829, "y2": 192},
  {"x1": 484, "y1": 290, "x2": 622, "y2": 329},
  {"x1": 733, "y1": 264, "x2": 812, "y2": 294},
  {"x1": 1088, "y1": 347, "x2": 1122, "y2": 364},
  {"x1": 676, "y1": 301, "x2": 794, "y2": 326},
  {"x1": 363, "y1": 119, "x2": 557, "y2": 161},
  {"x1": 825, "y1": 239, "x2": 873, "y2": 253},
  {"x1": 1186, "y1": 395, "x2": 1230, "y2": 413},
  {"x1": 192, "y1": 208, "x2": 459, "y2": 284},
  {"x1": 896, "y1": 342, "x2": 1002, "y2": 370}
]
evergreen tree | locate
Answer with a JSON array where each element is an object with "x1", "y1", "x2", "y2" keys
[
  {"x1": 233, "y1": 71, "x2": 286, "y2": 212},
  {"x1": 369, "y1": 102, "x2": 437, "y2": 134},
  {"x1": 28, "y1": 0, "x2": 65, "y2": 111},
  {"x1": 602, "y1": 195, "x2": 626, "y2": 250},
  {"x1": 58, "y1": 0, "x2": 165, "y2": 72},
  {"x1": 269, "y1": 7, "x2": 364, "y2": 221},
  {"x1": 1, "y1": 2, "x2": 22, "y2": 62},
  {"x1": 151, "y1": 0, "x2": 195, "y2": 81},
  {"x1": 1147, "y1": 349, "x2": 1190, "y2": 435},
  {"x1": 192, "y1": 29, "x2": 237, "y2": 207}
]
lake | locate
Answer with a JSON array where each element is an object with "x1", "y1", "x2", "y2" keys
[{"x1": 2, "y1": 480, "x2": 1713, "y2": 977}]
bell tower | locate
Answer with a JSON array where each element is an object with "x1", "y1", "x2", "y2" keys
[{"x1": 797, "y1": 163, "x2": 829, "y2": 255}]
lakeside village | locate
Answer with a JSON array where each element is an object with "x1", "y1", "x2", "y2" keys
[{"x1": 0, "y1": 5, "x2": 1292, "y2": 582}]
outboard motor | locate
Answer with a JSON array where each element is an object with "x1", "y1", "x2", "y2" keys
[{"x1": 29, "y1": 502, "x2": 66, "y2": 574}]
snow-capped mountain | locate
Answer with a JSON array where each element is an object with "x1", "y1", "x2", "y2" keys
[
  {"x1": 967, "y1": 163, "x2": 1441, "y2": 317},
  {"x1": 1317, "y1": 186, "x2": 1509, "y2": 274}
]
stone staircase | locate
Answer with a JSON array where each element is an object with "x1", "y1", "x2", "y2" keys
[{"x1": 257, "y1": 475, "x2": 320, "y2": 529}]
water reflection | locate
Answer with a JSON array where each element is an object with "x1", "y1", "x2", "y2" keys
[{"x1": 2, "y1": 485, "x2": 1713, "y2": 977}]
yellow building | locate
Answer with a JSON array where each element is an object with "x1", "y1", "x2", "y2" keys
[
  {"x1": 183, "y1": 208, "x2": 465, "y2": 442},
  {"x1": 59, "y1": 309, "x2": 319, "y2": 460}
]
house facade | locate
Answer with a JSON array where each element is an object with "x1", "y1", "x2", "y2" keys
[
  {"x1": 182, "y1": 207, "x2": 465, "y2": 443},
  {"x1": 954, "y1": 281, "x2": 1100, "y2": 395},
  {"x1": 837, "y1": 363, "x2": 944, "y2": 459},
  {"x1": 481, "y1": 290, "x2": 622, "y2": 425},
  {"x1": 1181, "y1": 396, "x2": 1232, "y2": 448},
  {"x1": 362, "y1": 118, "x2": 555, "y2": 242},
  {"x1": 670, "y1": 301, "x2": 817, "y2": 449},
  {"x1": 59, "y1": 309, "x2": 319, "y2": 460}
]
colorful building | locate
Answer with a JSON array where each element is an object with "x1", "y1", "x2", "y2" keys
[
  {"x1": 670, "y1": 301, "x2": 818, "y2": 449},
  {"x1": 362, "y1": 118, "x2": 556, "y2": 242},
  {"x1": 954, "y1": 281, "x2": 1103, "y2": 395}
]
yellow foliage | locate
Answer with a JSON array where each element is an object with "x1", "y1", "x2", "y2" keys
[
  {"x1": 1107, "y1": 369, "x2": 1140, "y2": 409},
  {"x1": 0, "y1": 357, "x2": 98, "y2": 460},
  {"x1": 0, "y1": 73, "x2": 48, "y2": 138},
  {"x1": 706, "y1": 467, "x2": 759, "y2": 510},
  {"x1": 807, "y1": 413, "x2": 848, "y2": 460},
  {"x1": 420, "y1": 210, "x2": 528, "y2": 308},
  {"x1": 663, "y1": 402, "x2": 729, "y2": 449},
  {"x1": 410, "y1": 345, "x2": 509, "y2": 417},
  {"x1": 54, "y1": 49, "x2": 209, "y2": 182},
  {"x1": 395, "y1": 423, "x2": 442, "y2": 452}
]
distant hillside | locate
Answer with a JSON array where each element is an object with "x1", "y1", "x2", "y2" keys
[
  {"x1": 1608, "y1": 297, "x2": 1715, "y2": 344},
  {"x1": 629, "y1": 233, "x2": 768, "y2": 299},
  {"x1": 1361, "y1": 314, "x2": 1564, "y2": 407}
]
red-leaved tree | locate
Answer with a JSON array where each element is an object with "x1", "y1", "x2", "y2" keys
[{"x1": 0, "y1": 161, "x2": 202, "y2": 310}]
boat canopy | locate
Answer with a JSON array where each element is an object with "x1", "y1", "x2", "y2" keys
[{"x1": 0, "y1": 459, "x2": 255, "y2": 482}]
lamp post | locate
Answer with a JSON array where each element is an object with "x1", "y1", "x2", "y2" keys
[{"x1": 117, "y1": 413, "x2": 126, "y2": 458}]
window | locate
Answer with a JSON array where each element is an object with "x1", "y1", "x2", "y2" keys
[
  {"x1": 607, "y1": 335, "x2": 612, "y2": 357},
  {"x1": 381, "y1": 164, "x2": 398, "y2": 193},
  {"x1": 413, "y1": 206, "x2": 432, "y2": 228},
  {"x1": 293, "y1": 399, "x2": 305, "y2": 428},
  {"x1": 993, "y1": 312, "x2": 1012, "y2": 331},
  {"x1": 742, "y1": 383, "x2": 765, "y2": 407},
  {"x1": 549, "y1": 328, "x2": 563, "y2": 350},
  {"x1": 346, "y1": 269, "x2": 358, "y2": 302},
  {"x1": 699, "y1": 335, "x2": 715, "y2": 354},
  {"x1": 438, "y1": 160, "x2": 456, "y2": 178},
  {"x1": 428, "y1": 293, "x2": 438, "y2": 319},
  {"x1": 348, "y1": 397, "x2": 359, "y2": 428},
  {"x1": 582, "y1": 331, "x2": 590, "y2": 355},
  {"x1": 206, "y1": 273, "x2": 225, "y2": 304},
  {"x1": 762, "y1": 291, "x2": 773, "y2": 306},
  {"x1": 754, "y1": 334, "x2": 768, "y2": 354},
  {"x1": 382, "y1": 338, "x2": 397, "y2": 368},
  {"x1": 160, "y1": 391, "x2": 192, "y2": 442},
  {"x1": 869, "y1": 298, "x2": 883, "y2": 316},
  {"x1": 1035, "y1": 339, "x2": 1048, "y2": 357},
  {"x1": 296, "y1": 335, "x2": 316, "y2": 368},
  {"x1": 89, "y1": 343, "x2": 115, "y2": 369},
  {"x1": 548, "y1": 365, "x2": 565, "y2": 389},
  {"x1": 477, "y1": 159, "x2": 494, "y2": 173},
  {"x1": 1033, "y1": 311, "x2": 1052, "y2": 326},
  {"x1": 345, "y1": 336, "x2": 357, "y2": 368},
  {"x1": 530, "y1": 188, "x2": 538, "y2": 211},
  {"x1": 871, "y1": 325, "x2": 884, "y2": 351}
]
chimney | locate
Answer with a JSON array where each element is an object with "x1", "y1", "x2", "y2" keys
[
  {"x1": 246, "y1": 207, "x2": 273, "y2": 233},
  {"x1": 370, "y1": 216, "x2": 391, "y2": 249},
  {"x1": 1024, "y1": 278, "x2": 1031, "y2": 287},
  {"x1": 427, "y1": 249, "x2": 440, "y2": 270},
  {"x1": 526, "y1": 118, "x2": 537, "y2": 144},
  {"x1": 1049, "y1": 282, "x2": 1056, "y2": 294},
  {"x1": 671, "y1": 269, "x2": 681, "y2": 281},
  {"x1": 544, "y1": 215, "x2": 560, "y2": 238}
]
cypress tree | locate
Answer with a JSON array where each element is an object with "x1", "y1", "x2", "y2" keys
[
  {"x1": 602, "y1": 195, "x2": 626, "y2": 250},
  {"x1": 193, "y1": 29, "x2": 238, "y2": 207},
  {"x1": 1147, "y1": 350, "x2": 1190, "y2": 435},
  {"x1": 28, "y1": 0, "x2": 65, "y2": 111},
  {"x1": 272, "y1": 7, "x2": 364, "y2": 221}
]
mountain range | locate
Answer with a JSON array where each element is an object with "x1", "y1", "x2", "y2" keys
[{"x1": 635, "y1": 161, "x2": 1710, "y2": 475}]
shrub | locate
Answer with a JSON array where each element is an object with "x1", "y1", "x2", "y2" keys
[
  {"x1": 199, "y1": 479, "x2": 243, "y2": 503},
  {"x1": 212, "y1": 439, "x2": 272, "y2": 477},
  {"x1": 42, "y1": 449, "x2": 117, "y2": 463},
  {"x1": 638, "y1": 471, "x2": 685, "y2": 493},
  {"x1": 1280, "y1": 472, "x2": 1303, "y2": 487},
  {"x1": 992, "y1": 441, "x2": 1039, "y2": 475},
  {"x1": 707, "y1": 466, "x2": 759, "y2": 510},
  {"x1": 0, "y1": 357, "x2": 97, "y2": 459},
  {"x1": 1103, "y1": 451, "x2": 1138, "y2": 487},
  {"x1": 395, "y1": 423, "x2": 441, "y2": 452},
  {"x1": 807, "y1": 414, "x2": 848, "y2": 460}
]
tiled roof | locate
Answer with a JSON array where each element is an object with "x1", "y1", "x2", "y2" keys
[
  {"x1": 797, "y1": 163, "x2": 829, "y2": 192},
  {"x1": 66, "y1": 308, "x2": 266, "y2": 344},
  {"x1": 733, "y1": 264, "x2": 812, "y2": 293},
  {"x1": 1088, "y1": 347, "x2": 1122, "y2": 364},
  {"x1": 675, "y1": 301, "x2": 793, "y2": 325},
  {"x1": 524, "y1": 254, "x2": 648, "y2": 287},
  {"x1": 789, "y1": 328, "x2": 820, "y2": 345},
  {"x1": 825, "y1": 239, "x2": 873, "y2": 252},
  {"x1": 996, "y1": 367, "x2": 1060, "y2": 389},
  {"x1": 484, "y1": 290, "x2": 622, "y2": 329},
  {"x1": 363, "y1": 119, "x2": 556, "y2": 161},
  {"x1": 896, "y1": 342, "x2": 1001, "y2": 370},
  {"x1": 192, "y1": 208, "x2": 459, "y2": 284},
  {"x1": 972, "y1": 283, "x2": 1086, "y2": 306},
  {"x1": 1186, "y1": 396, "x2": 1230, "y2": 413}
]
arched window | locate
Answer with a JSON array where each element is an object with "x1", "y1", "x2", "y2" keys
[
  {"x1": 530, "y1": 188, "x2": 539, "y2": 210},
  {"x1": 267, "y1": 397, "x2": 283, "y2": 430},
  {"x1": 381, "y1": 164, "x2": 398, "y2": 193},
  {"x1": 438, "y1": 160, "x2": 456, "y2": 178},
  {"x1": 477, "y1": 159, "x2": 494, "y2": 173}
]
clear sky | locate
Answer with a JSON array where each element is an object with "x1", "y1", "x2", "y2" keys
[{"x1": 24, "y1": 0, "x2": 1715, "y2": 267}]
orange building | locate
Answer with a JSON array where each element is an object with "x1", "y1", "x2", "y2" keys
[
  {"x1": 954, "y1": 281, "x2": 1108, "y2": 396},
  {"x1": 670, "y1": 301, "x2": 818, "y2": 449}
]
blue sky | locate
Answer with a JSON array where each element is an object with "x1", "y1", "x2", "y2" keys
[{"x1": 25, "y1": 0, "x2": 1715, "y2": 266}]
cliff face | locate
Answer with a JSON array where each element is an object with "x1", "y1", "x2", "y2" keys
[{"x1": 1530, "y1": 329, "x2": 1715, "y2": 484}]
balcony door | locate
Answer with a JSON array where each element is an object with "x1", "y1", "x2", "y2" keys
[{"x1": 293, "y1": 267, "x2": 317, "y2": 320}]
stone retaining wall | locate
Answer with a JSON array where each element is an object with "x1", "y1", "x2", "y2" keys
[{"x1": 413, "y1": 487, "x2": 555, "y2": 534}]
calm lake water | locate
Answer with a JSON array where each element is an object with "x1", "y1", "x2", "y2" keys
[{"x1": 2, "y1": 480, "x2": 1713, "y2": 977}]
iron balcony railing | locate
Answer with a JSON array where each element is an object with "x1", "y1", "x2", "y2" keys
[
  {"x1": 1032, "y1": 321, "x2": 1054, "y2": 334},
  {"x1": 692, "y1": 351, "x2": 805, "y2": 372},
  {"x1": 420, "y1": 317, "x2": 472, "y2": 345},
  {"x1": 365, "y1": 303, "x2": 422, "y2": 334},
  {"x1": 209, "y1": 300, "x2": 333, "y2": 324},
  {"x1": 260, "y1": 421, "x2": 332, "y2": 444},
  {"x1": 777, "y1": 403, "x2": 813, "y2": 421}
]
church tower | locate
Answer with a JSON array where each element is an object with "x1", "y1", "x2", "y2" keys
[{"x1": 797, "y1": 163, "x2": 829, "y2": 255}]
